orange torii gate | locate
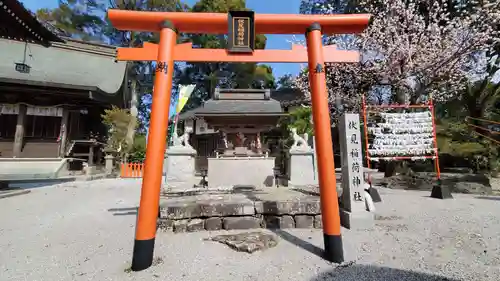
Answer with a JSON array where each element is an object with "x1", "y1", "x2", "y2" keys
[{"x1": 107, "y1": 9, "x2": 370, "y2": 271}]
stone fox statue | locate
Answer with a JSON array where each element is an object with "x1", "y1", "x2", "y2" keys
[
  {"x1": 173, "y1": 127, "x2": 193, "y2": 148},
  {"x1": 290, "y1": 127, "x2": 309, "y2": 148}
]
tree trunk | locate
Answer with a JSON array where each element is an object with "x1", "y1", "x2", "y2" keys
[
  {"x1": 125, "y1": 31, "x2": 138, "y2": 151},
  {"x1": 384, "y1": 161, "x2": 398, "y2": 177},
  {"x1": 394, "y1": 88, "x2": 409, "y2": 105},
  {"x1": 126, "y1": 79, "x2": 138, "y2": 149},
  {"x1": 468, "y1": 105, "x2": 488, "y2": 136}
]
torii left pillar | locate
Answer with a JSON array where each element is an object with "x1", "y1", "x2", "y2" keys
[{"x1": 131, "y1": 21, "x2": 176, "y2": 271}]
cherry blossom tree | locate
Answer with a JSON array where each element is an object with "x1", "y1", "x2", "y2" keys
[{"x1": 294, "y1": 0, "x2": 500, "y2": 112}]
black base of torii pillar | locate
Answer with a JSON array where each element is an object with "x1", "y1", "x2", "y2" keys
[{"x1": 431, "y1": 181, "x2": 453, "y2": 199}]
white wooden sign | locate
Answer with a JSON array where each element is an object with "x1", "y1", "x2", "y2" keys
[
  {"x1": 367, "y1": 111, "x2": 435, "y2": 160},
  {"x1": 0, "y1": 103, "x2": 19, "y2": 115},
  {"x1": 195, "y1": 118, "x2": 217, "y2": 135},
  {"x1": 27, "y1": 106, "x2": 63, "y2": 117}
]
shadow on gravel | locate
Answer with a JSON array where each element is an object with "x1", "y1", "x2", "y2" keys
[
  {"x1": 311, "y1": 264, "x2": 460, "y2": 281},
  {"x1": 270, "y1": 229, "x2": 324, "y2": 259},
  {"x1": 108, "y1": 207, "x2": 138, "y2": 216},
  {"x1": 7, "y1": 178, "x2": 77, "y2": 189},
  {"x1": 475, "y1": 196, "x2": 500, "y2": 201}
]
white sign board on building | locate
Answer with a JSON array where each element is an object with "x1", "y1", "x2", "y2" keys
[
  {"x1": 195, "y1": 118, "x2": 217, "y2": 135},
  {"x1": 0, "y1": 104, "x2": 65, "y2": 117},
  {"x1": 0, "y1": 103, "x2": 20, "y2": 115},
  {"x1": 27, "y1": 106, "x2": 63, "y2": 117}
]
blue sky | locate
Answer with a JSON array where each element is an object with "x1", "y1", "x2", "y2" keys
[{"x1": 20, "y1": 0, "x2": 302, "y2": 78}]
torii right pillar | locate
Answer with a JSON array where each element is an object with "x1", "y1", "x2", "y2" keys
[{"x1": 306, "y1": 23, "x2": 343, "y2": 263}]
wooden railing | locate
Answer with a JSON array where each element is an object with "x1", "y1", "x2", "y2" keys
[
  {"x1": 466, "y1": 116, "x2": 500, "y2": 145},
  {"x1": 120, "y1": 162, "x2": 144, "y2": 178}
]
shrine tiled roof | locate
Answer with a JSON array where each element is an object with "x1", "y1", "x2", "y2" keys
[
  {"x1": 198, "y1": 99, "x2": 284, "y2": 115},
  {"x1": 177, "y1": 88, "x2": 307, "y2": 122},
  {"x1": 0, "y1": 0, "x2": 63, "y2": 45},
  {"x1": 0, "y1": 37, "x2": 127, "y2": 105},
  {"x1": 195, "y1": 89, "x2": 284, "y2": 117},
  {"x1": 270, "y1": 88, "x2": 308, "y2": 105},
  {"x1": 177, "y1": 107, "x2": 202, "y2": 121}
]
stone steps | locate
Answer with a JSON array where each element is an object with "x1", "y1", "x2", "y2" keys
[
  {"x1": 158, "y1": 214, "x2": 323, "y2": 233},
  {"x1": 158, "y1": 189, "x2": 324, "y2": 233},
  {"x1": 0, "y1": 189, "x2": 31, "y2": 199}
]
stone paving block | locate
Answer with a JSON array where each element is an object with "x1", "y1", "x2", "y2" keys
[
  {"x1": 173, "y1": 219, "x2": 188, "y2": 233},
  {"x1": 187, "y1": 219, "x2": 205, "y2": 232},
  {"x1": 314, "y1": 215, "x2": 322, "y2": 229},
  {"x1": 157, "y1": 219, "x2": 173, "y2": 231},
  {"x1": 255, "y1": 214, "x2": 265, "y2": 228},
  {"x1": 160, "y1": 198, "x2": 255, "y2": 219},
  {"x1": 254, "y1": 198, "x2": 320, "y2": 215},
  {"x1": 204, "y1": 217, "x2": 222, "y2": 231},
  {"x1": 199, "y1": 201, "x2": 255, "y2": 217},
  {"x1": 281, "y1": 215, "x2": 295, "y2": 228},
  {"x1": 207, "y1": 232, "x2": 279, "y2": 253},
  {"x1": 223, "y1": 217, "x2": 261, "y2": 230},
  {"x1": 0, "y1": 189, "x2": 31, "y2": 199},
  {"x1": 161, "y1": 203, "x2": 202, "y2": 220},
  {"x1": 294, "y1": 215, "x2": 314, "y2": 228},
  {"x1": 264, "y1": 215, "x2": 295, "y2": 229}
]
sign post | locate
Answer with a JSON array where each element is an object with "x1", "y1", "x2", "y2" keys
[{"x1": 338, "y1": 113, "x2": 374, "y2": 230}]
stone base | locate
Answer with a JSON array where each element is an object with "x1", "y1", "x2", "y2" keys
[
  {"x1": 165, "y1": 146, "x2": 197, "y2": 191},
  {"x1": 207, "y1": 157, "x2": 275, "y2": 188},
  {"x1": 367, "y1": 187, "x2": 382, "y2": 203},
  {"x1": 431, "y1": 184, "x2": 453, "y2": 199},
  {"x1": 0, "y1": 181, "x2": 9, "y2": 190},
  {"x1": 339, "y1": 208, "x2": 375, "y2": 230},
  {"x1": 85, "y1": 165, "x2": 97, "y2": 176},
  {"x1": 0, "y1": 189, "x2": 31, "y2": 199},
  {"x1": 289, "y1": 147, "x2": 317, "y2": 186},
  {"x1": 158, "y1": 188, "x2": 325, "y2": 233}
]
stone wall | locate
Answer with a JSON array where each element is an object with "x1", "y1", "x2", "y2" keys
[
  {"x1": 374, "y1": 172, "x2": 493, "y2": 195},
  {"x1": 158, "y1": 197, "x2": 323, "y2": 233}
]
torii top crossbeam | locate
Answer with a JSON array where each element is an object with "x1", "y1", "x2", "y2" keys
[
  {"x1": 108, "y1": 10, "x2": 370, "y2": 34},
  {"x1": 108, "y1": 10, "x2": 370, "y2": 63}
]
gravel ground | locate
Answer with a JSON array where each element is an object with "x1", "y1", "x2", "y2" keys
[{"x1": 1, "y1": 179, "x2": 499, "y2": 281}]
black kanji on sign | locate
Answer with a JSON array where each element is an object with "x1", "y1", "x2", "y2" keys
[
  {"x1": 155, "y1": 61, "x2": 168, "y2": 74},
  {"x1": 353, "y1": 191, "x2": 363, "y2": 202},
  {"x1": 314, "y1": 63, "x2": 324, "y2": 73},
  {"x1": 350, "y1": 149, "x2": 359, "y2": 158},
  {"x1": 352, "y1": 176, "x2": 361, "y2": 187},
  {"x1": 350, "y1": 133, "x2": 359, "y2": 144},
  {"x1": 348, "y1": 121, "x2": 357, "y2": 130},
  {"x1": 352, "y1": 162, "x2": 360, "y2": 173}
]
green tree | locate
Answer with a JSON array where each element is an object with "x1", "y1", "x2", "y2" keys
[
  {"x1": 179, "y1": 0, "x2": 276, "y2": 110},
  {"x1": 276, "y1": 74, "x2": 295, "y2": 89},
  {"x1": 35, "y1": 0, "x2": 278, "y2": 150},
  {"x1": 278, "y1": 106, "x2": 313, "y2": 148},
  {"x1": 36, "y1": 0, "x2": 188, "y2": 142},
  {"x1": 36, "y1": 0, "x2": 106, "y2": 41},
  {"x1": 104, "y1": 0, "x2": 189, "y2": 145},
  {"x1": 101, "y1": 106, "x2": 137, "y2": 161}
]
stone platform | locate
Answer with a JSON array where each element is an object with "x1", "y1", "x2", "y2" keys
[{"x1": 158, "y1": 188, "x2": 325, "y2": 233}]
